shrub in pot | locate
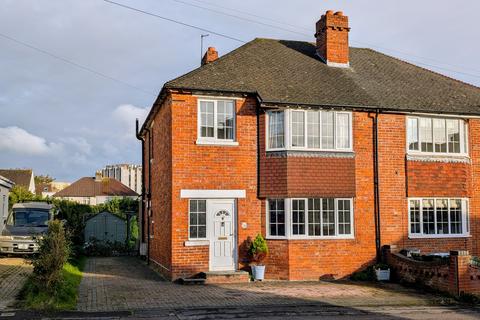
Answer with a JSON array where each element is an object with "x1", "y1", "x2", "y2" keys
[{"x1": 249, "y1": 234, "x2": 268, "y2": 281}]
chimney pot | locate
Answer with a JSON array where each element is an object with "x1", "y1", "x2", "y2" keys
[
  {"x1": 201, "y1": 47, "x2": 219, "y2": 66},
  {"x1": 315, "y1": 10, "x2": 350, "y2": 67}
]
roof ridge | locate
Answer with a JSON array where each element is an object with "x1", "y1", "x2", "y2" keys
[
  {"x1": 364, "y1": 48, "x2": 480, "y2": 92},
  {"x1": 165, "y1": 38, "x2": 262, "y2": 88}
]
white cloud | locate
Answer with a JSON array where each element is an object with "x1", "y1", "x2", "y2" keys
[
  {"x1": 59, "y1": 137, "x2": 92, "y2": 155},
  {"x1": 112, "y1": 104, "x2": 148, "y2": 140},
  {"x1": 0, "y1": 126, "x2": 61, "y2": 155}
]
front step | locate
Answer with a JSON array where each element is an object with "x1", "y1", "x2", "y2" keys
[{"x1": 201, "y1": 270, "x2": 250, "y2": 284}]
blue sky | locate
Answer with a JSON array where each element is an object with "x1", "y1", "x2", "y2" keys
[{"x1": 1, "y1": 0, "x2": 479, "y2": 182}]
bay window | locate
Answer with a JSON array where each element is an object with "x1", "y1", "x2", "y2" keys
[
  {"x1": 266, "y1": 110, "x2": 352, "y2": 151},
  {"x1": 198, "y1": 99, "x2": 236, "y2": 143},
  {"x1": 407, "y1": 116, "x2": 467, "y2": 155},
  {"x1": 409, "y1": 198, "x2": 469, "y2": 237},
  {"x1": 267, "y1": 198, "x2": 354, "y2": 239}
]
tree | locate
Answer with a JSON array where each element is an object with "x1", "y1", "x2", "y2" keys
[
  {"x1": 8, "y1": 185, "x2": 41, "y2": 209},
  {"x1": 34, "y1": 175, "x2": 55, "y2": 185}
]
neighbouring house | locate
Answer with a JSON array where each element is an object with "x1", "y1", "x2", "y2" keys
[
  {"x1": 0, "y1": 169, "x2": 35, "y2": 194},
  {"x1": 36, "y1": 181, "x2": 71, "y2": 198},
  {"x1": 54, "y1": 174, "x2": 138, "y2": 205},
  {"x1": 98, "y1": 164, "x2": 142, "y2": 194},
  {"x1": 138, "y1": 10, "x2": 480, "y2": 281},
  {"x1": 0, "y1": 175, "x2": 14, "y2": 232}
]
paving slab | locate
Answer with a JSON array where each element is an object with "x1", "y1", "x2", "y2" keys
[
  {"x1": 77, "y1": 257, "x2": 453, "y2": 313},
  {"x1": 0, "y1": 258, "x2": 32, "y2": 310}
]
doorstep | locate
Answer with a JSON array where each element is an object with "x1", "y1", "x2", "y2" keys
[{"x1": 201, "y1": 270, "x2": 250, "y2": 284}]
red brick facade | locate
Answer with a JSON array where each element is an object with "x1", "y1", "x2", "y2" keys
[{"x1": 142, "y1": 90, "x2": 480, "y2": 281}]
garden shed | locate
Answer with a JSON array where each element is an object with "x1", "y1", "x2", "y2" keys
[{"x1": 84, "y1": 211, "x2": 127, "y2": 243}]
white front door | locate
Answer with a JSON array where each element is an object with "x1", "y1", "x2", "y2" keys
[{"x1": 209, "y1": 199, "x2": 235, "y2": 271}]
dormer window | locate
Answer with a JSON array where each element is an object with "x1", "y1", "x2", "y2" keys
[
  {"x1": 266, "y1": 109, "x2": 352, "y2": 151},
  {"x1": 407, "y1": 116, "x2": 468, "y2": 155}
]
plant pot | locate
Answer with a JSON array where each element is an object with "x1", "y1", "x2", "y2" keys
[
  {"x1": 252, "y1": 265, "x2": 265, "y2": 281},
  {"x1": 375, "y1": 268, "x2": 390, "y2": 281}
]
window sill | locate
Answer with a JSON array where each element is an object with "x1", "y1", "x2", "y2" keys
[
  {"x1": 196, "y1": 139, "x2": 239, "y2": 146},
  {"x1": 266, "y1": 150, "x2": 355, "y2": 158},
  {"x1": 406, "y1": 153, "x2": 470, "y2": 163},
  {"x1": 266, "y1": 235, "x2": 355, "y2": 240},
  {"x1": 184, "y1": 240, "x2": 209, "y2": 246},
  {"x1": 408, "y1": 234, "x2": 470, "y2": 239}
]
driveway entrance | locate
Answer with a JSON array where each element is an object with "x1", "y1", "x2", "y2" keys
[{"x1": 77, "y1": 257, "x2": 451, "y2": 313}]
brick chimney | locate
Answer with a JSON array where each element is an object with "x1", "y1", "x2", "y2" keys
[
  {"x1": 201, "y1": 47, "x2": 218, "y2": 66},
  {"x1": 315, "y1": 10, "x2": 350, "y2": 67}
]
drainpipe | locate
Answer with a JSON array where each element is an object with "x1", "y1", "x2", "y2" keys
[
  {"x1": 136, "y1": 120, "x2": 146, "y2": 257},
  {"x1": 371, "y1": 109, "x2": 382, "y2": 262},
  {"x1": 146, "y1": 128, "x2": 152, "y2": 265}
]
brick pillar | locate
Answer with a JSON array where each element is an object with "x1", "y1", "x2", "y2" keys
[{"x1": 449, "y1": 250, "x2": 471, "y2": 296}]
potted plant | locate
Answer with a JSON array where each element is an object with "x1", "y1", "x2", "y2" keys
[
  {"x1": 249, "y1": 234, "x2": 268, "y2": 281},
  {"x1": 374, "y1": 263, "x2": 390, "y2": 281}
]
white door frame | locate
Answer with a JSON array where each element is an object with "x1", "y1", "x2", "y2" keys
[{"x1": 207, "y1": 199, "x2": 237, "y2": 271}]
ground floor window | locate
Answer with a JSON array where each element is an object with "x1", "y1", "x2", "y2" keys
[
  {"x1": 267, "y1": 198, "x2": 354, "y2": 239},
  {"x1": 189, "y1": 199, "x2": 207, "y2": 239},
  {"x1": 409, "y1": 198, "x2": 469, "y2": 237}
]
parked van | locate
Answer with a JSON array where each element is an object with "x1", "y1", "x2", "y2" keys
[{"x1": 0, "y1": 202, "x2": 54, "y2": 255}]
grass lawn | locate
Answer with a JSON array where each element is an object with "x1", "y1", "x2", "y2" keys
[{"x1": 19, "y1": 256, "x2": 86, "y2": 310}]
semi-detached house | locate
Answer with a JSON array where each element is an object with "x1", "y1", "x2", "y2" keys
[{"x1": 138, "y1": 10, "x2": 480, "y2": 281}]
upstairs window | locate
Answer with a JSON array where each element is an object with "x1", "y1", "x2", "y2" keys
[
  {"x1": 266, "y1": 109, "x2": 352, "y2": 151},
  {"x1": 198, "y1": 99, "x2": 235, "y2": 143},
  {"x1": 407, "y1": 117, "x2": 467, "y2": 155}
]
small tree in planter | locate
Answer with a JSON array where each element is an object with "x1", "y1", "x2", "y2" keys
[{"x1": 249, "y1": 234, "x2": 268, "y2": 281}]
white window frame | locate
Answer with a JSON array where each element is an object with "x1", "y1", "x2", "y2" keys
[
  {"x1": 266, "y1": 199, "x2": 288, "y2": 239},
  {"x1": 406, "y1": 116, "x2": 468, "y2": 156},
  {"x1": 197, "y1": 99, "x2": 238, "y2": 146},
  {"x1": 266, "y1": 198, "x2": 354, "y2": 240},
  {"x1": 265, "y1": 109, "x2": 353, "y2": 152},
  {"x1": 408, "y1": 197, "x2": 470, "y2": 239},
  {"x1": 188, "y1": 199, "x2": 208, "y2": 240}
]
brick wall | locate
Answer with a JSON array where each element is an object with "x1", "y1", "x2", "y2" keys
[
  {"x1": 147, "y1": 95, "x2": 173, "y2": 278},
  {"x1": 407, "y1": 161, "x2": 470, "y2": 197},
  {"x1": 385, "y1": 247, "x2": 480, "y2": 296},
  {"x1": 169, "y1": 93, "x2": 262, "y2": 280}
]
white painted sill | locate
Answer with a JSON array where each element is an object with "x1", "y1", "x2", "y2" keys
[
  {"x1": 266, "y1": 236, "x2": 355, "y2": 240},
  {"x1": 196, "y1": 139, "x2": 239, "y2": 146},
  {"x1": 184, "y1": 240, "x2": 209, "y2": 247},
  {"x1": 408, "y1": 234, "x2": 471, "y2": 239}
]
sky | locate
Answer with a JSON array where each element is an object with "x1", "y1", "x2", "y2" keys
[{"x1": 0, "y1": 0, "x2": 479, "y2": 182}]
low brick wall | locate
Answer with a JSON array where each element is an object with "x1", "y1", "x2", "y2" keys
[{"x1": 384, "y1": 246, "x2": 480, "y2": 296}]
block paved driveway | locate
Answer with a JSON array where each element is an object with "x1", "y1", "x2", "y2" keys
[
  {"x1": 77, "y1": 257, "x2": 453, "y2": 313},
  {"x1": 0, "y1": 257, "x2": 32, "y2": 310}
]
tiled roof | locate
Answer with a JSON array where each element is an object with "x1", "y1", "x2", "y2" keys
[
  {"x1": 0, "y1": 169, "x2": 32, "y2": 189},
  {"x1": 54, "y1": 177, "x2": 138, "y2": 197},
  {"x1": 165, "y1": 38, "x2": 480, "y2": 115}
]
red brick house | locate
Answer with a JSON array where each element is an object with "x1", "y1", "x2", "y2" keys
[{"x1": 138, "y1": 10, "x2": 480, "y2": 281}]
